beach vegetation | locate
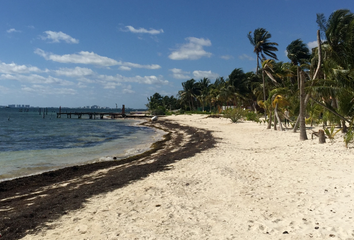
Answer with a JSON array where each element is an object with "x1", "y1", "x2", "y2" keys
[
  {"x1": 146, "y1": 93, "x2": 180, "y2": 115},
  {"x1": 344, "y1": 127, "x2": 354, "y2": 148},
  {"x1": 247, "y1": 28, "x2": 279, "y2": 74},
  {"x1": 146, "y1": 9, "x2": 354, "y2": 146},
  {"x1": 245, "y1": 111, "x2": 260, "y2": 122},
  {"x1": 324, "y1": 125, "x2": 342, "y2": 143},
  {"x1": 223, "y1": 107, "x2": 247, "y2": 123}
]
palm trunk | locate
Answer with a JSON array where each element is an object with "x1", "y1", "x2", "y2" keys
[
  {"x1": 267, "y1": 111, "x2": 272, "y2": 129},
  {"x1": 256, "y1": 53, "x2": 260, "y2": 74},
  {"x1": 274, "y1": 103, "x2": 284, "y2": 131},
  {"x1": 299, "y1": 71, "x2": 308, "y2": 140},
  {"x1": 262, "y1": 70, "x2": 267, "y2": 120},
  {"x1": 342, "y1": 120, "x2": 348, "y2": 133},
  {"x1": 294, "y1": 30, "x2": 322, "y2": 132}
]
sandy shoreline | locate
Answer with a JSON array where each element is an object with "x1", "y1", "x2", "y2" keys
[{"x1": 2, "y1": 114, "x2": 354, "y2": 239}]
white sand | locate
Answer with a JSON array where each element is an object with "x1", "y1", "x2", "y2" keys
[{"x1": 22, "y1": 114, "x2": 354, "y2": 239}]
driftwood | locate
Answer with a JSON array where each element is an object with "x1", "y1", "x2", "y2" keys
[
  {"x1": 311, "y1": 130, "x2": 326, "y2": 144},
  {"x1": 318, "y1": 130, "x2": 326, "y2": 143}
]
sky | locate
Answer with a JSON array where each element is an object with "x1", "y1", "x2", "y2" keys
[{"x1": 0, "y1": 0, "x2": 352, "y2": 109}]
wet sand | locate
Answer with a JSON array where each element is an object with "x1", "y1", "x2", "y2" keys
[{"x1": 0, "y1": 118, "x2": 215, "y2": 240}]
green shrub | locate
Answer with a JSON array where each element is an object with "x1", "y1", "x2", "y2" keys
[
  {"x1": 223, "y1": 108, "x2": 246, "y2": 123},
  {"x1": 324, "y1": 125, "x2": 341, "y2": 143},
  {"x1": 245, "y1": 111, "x2": 259, "y2": 122},
  {"x1": 151, "y1": 106, "x2": 166, "y2": 115}
]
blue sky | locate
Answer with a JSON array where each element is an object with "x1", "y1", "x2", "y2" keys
[{"x1": 0, "y1": 0, "x2": 352, "y2": 108}]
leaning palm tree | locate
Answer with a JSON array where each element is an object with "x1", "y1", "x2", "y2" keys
[
  {"x1": 316, "y1": 9, "x2": 354, "y2": 69},
  {"x1": 286, "y1": 39, "x2": 311, "y2": 66},
  {"x1": 311, "y1": 9, "x2": 354, "y2": 131},
  {"x1": 286, "y1": 39, "x2": 311, "y2": 94},
  {"x1": 248, "y1": 28, "x2": 279, "y2": 74},
  {"x1": 286, "y1": 39, "x2": 311, "y2": 138}
]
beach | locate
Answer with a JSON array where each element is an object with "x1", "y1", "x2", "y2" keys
[{"x1": 2, "y1": 114, "x2": 354, "y2": 239}]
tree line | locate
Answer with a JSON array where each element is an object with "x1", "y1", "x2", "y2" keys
[{"x1": 147, "y1": 9, "x2": 354, "y2": 141}]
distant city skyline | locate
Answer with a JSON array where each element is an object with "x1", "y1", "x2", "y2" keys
[{"x1": 0, "y1": 0, "x2": 352, "y2": 108}]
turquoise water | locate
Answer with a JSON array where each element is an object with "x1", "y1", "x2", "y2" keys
[{"x1": 0, "y1": 108, "x2": 163, "y2": 181}]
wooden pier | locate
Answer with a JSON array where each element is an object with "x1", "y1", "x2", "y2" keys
[
  {"x1": 56, "y1": 112, "x2": 152, "y2": 119},
  {"x1": 56, "y1": 105, "x2": 152, "y2": 119},
  {"x1": 56, "y1": 112, "x2": 124, "y2": 119}
]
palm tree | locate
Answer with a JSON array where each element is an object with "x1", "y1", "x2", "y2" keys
[
  {"x1": 248, "y1": 28, "x2": 279, "y2": 74},
  {"x1": 286, "y1": 39, "x2": 311, "y2": 137},
  {"x1": 286, "y1": 39, "x2": 311, "y2": 66},
  {"x1": 197, "y1": 78, "x2": 210, "y2": 111},
  {"x1": 312, "y1": 9, "x2": 354, "y2": 130},
  {"x1": 316, "y1": 9, "x2": 354, "y2": 69},
  {"x1": 178, "y1": 79, "x2": 197, "y2": 111},
  {"x1": 208, "y1": 77, "x2": 226, "y2": 112},
  {"x1": 228, "y1": 68, "x2": 249, "y2": 107}
]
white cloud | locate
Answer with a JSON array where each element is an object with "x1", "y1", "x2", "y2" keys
[
  {"x1": 77, "y1": 82, "x2": 88, "y2": 88},
  {"x1": 98, "y1": 74, "x2": 168, "y2": 89},
  {"x1": 119, "y1": 66, "x2": 132, "y2": 71},
  {"x1": 0, "y1": 73, "x2": 74, "y2": 86},
  {"x1": 124, "y1": 26, "x2": 164, "y2": 35},
  {"x1": 122, "y1": 85, "x2": 135, "y2": 94},
  {"x1": 0, "y1": 62, "x2": 42, "y2": 74},
  {"x1": 76, "y1": 77, "x2": 95, "y2": 84},
  {"x1": 169, "y1": 37, "x2": 212, "y2": 60},
  {"x1": 102, "y1": 81, "x2": 122, "y2": 89},
  {"x1": 41, "y1": 31, "x2": 79, "y2": 44},
  {"x1": 169, "y1": 68, "x2": 191, "y2": 79},
  {"x1": 35, "y1": 49, "x2": 161, "y2": 69},
  {"x1": 55, "y1": 67, "x2": 95, "y2": 77},
  {"x1": 307, "y1": 40, "x2": 318, "y2": 51},
  {"x1": 193, "y1": 70, "x2": 219, "y2": 79},
  {"x1": 238, "y1": 54, "x2": 255, "y2": 61},
  {"x1": 134, "y1": 75, "x2": 169, "y2": 85},
  {"x1": 21, "y1": 85, "x2": 77, "y2": 95},
  {"x1": 120, "y1": 61, "x2": 161, "y2": 70},
  {"x1": 221, "y1": 55, "x2": 233, "y2": 60},
  {"x1": 7, "y1": 28, "x2": 21, "y2": 33},
  {"x1": 35, "y1": 49, "x2": 119, "y2": 66}
]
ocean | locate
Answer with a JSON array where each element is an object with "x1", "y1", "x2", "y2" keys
[{"x1": 0, "y1": 108, "x2": 163, "y2": 182}]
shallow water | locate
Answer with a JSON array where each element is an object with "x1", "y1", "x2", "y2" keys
[{"x1": 0, "y1": 108, "x2": 163, "y2": 181}]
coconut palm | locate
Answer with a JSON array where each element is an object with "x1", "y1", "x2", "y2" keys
[
  {"x1": 286, "y1": 39, "x2": 311, "y2": 66},
  {"x1": 178, "y1": 79, "x2": 197, "y2": 111},
  {"x1": 197, "y1": 78, "x2": 210, "y2": 111},
  {"x1": 317, "y1": 9, "x2": 354, "y2": 68},
  {"x1": 207, "y1": 77, "x2": 226, "y2": 113},
  {"x1": 228, "y1": 68, "x2": 249, "y2": 106},
  {"x1": 286, "y1": 39, "x2": 311, "y2": 137},
  {"x1": 248, "y1": 28, "x2": 279, "y2": 74},
  {"x1": 311, "y1": 9, "x2": 354, "y2": 130}
]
